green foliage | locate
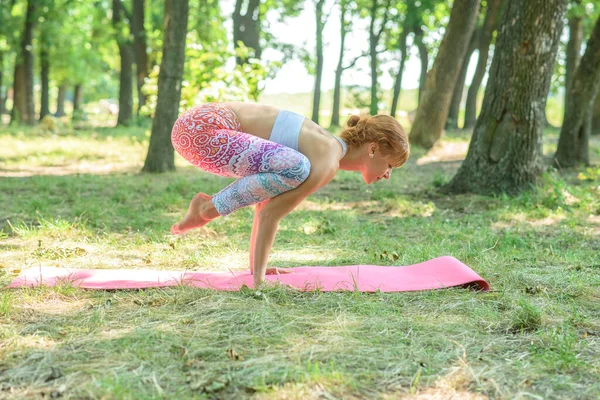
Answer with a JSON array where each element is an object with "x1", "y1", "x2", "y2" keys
[
  {"x1": 142, "y1": 39, "x2": 278, "y2": 117},
  {"x1": 55, "y1": 1, "x2": 112, "y2": 86},
  {"x1": 577, "y1": 166, "x2": 600, "y2": 181},
  {"x1": 261, "y1": 0, "x2": 305, "y2": 23},
  {"x1": 1, "y1": 0, "x2": 25, "y2": 50},
  {"x1": 345, "y1": 85, "x2": 371, "y2": 112},
  {"x1": 413, "y1": 0, "x2": 450, "y2": 61},
  {"x1": 551, "y1": 1, "x2": 600, "y2": 94}
]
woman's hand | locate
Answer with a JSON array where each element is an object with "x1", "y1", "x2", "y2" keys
[{"x1": 265, "y1": 267, "x2": 292, "y2": 275}]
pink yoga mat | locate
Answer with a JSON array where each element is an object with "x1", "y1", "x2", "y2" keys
[{"x1": 7, "y1": 256, "x2": 489, "y2": 292}]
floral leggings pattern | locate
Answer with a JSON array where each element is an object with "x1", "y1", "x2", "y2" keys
[{"x1": 171, "y1": 103, "x2": 311, "y2": 216}]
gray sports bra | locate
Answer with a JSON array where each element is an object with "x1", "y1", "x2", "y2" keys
[{"x1": 269, "y1": 110, "x2": 347, "y2": 159}]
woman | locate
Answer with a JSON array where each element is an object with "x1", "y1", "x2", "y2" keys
[{"x1": 170, "y1": 102, "x2": 409, "y2": 286}]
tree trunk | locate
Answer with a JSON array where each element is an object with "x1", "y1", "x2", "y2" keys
[
  {"x1": 447, "y1": 0, "x2": 567, "y2": 195},
  {"x1": 554, "y1": 14, "x2": 600, "y2": 167},
  {"x1": 11, "y1": 63, "x2": 24, "y2": 123},
  {"x1": 390, "y1": 28, "x2": 409, "y2": 118},
  {"x1": 73, "y1": 84, "x2": 84, "y2": 120},
  {"x1": 368, "y1": 0, "x2": 378, "y2": 116},
  {"x1": 330, "y1": 0, "x2": 348, "y2": 128},
  {"x1": 1, "y1": 1, "x2": 17, "y2": 119},
  {"x1": 117, "y1": 44, "x2": 134, "y2": 125},
  {"x1": 233, "y1": 0, "x2": 262, "y2": 65},
  {"x1": 410, "y1": 0, "x2": 481, "y2": 149},
  {"x1": 463, "y1": 0, "x2": 503, "y2": 130},
  {"x1": 113, "y1": 0, "x2": 134, "y2": 126},
  {"x1": 132, "y1": 0, "x2": 148, "y2": 115},
  {"x1": 414, "y1": 26, "x2": 428, "y2": 107},
  {"x1": 142, "y1": 0, "x2": 189, "y2": 173},
  {"x1": 368, "y1": 0, "x2": 392, "y2": 116},
  {"x1": 23, "y1": 0, "x2": 36, "y2": 124},
  {"x1": 39, "y1": 42, "x2": 50, "y2": 120},
  {"x1": 311, "y1": 0, "x2": 326, "y2": 124},
  {"x1": 56, "y1": 84, "x2": 66, "y2": 117},
  {"x1": 446, "y1": 29, "x2": 479, "y2": 130},
  {"x1": 369, "y1": 38, "x2": 378, "y2": 115},
  {"x1": 592, "y1": 93, "x2": 600, "y2": 135},
  {"x1": 11, "y1": 0, "x2": 36, "y2": 125},
  {"x1": 563, "y1": 8, "x2": 583, "y2": 126}
]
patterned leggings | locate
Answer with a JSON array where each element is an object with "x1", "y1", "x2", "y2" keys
[{"x1": 171, "y1": 103, "x2": 311, "y2": 216}]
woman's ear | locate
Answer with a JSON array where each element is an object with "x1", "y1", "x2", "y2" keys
[{"x1": 369, "y1": 142, "x2": 377, "y2": 155}]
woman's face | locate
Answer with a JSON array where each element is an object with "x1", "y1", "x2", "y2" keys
[{"x1": 361, "y1": 144, "x2": 394, "y2": 185}]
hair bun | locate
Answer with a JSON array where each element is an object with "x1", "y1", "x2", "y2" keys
[{"x1": 347, "y1": 115, "x2": 360, "y2": 128}]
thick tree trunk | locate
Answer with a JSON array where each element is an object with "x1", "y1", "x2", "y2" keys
[
  {"x1": 11, "y1": 0, "x2": 36, "y2": 125},
  {"x1": 56, "y1": 84, "x2": 66, "y2": 117},
  {"x1": 113, "y1": 0, "x2": 134, "y2": 126},
  {"x1": 233, "y1": 0, "x2": 262, "y2": 65},
  {"x1": 554, "y1": 14, "x2": 600, "y2": 167},
  {"x1": 73, "y1": 84, "x2": 84, "y2": 120},
  {"x1": 563, "y1": 9, "x2": 583, "y2": 125},
  {"x1": 410, "y1": 0, "x2": 481, "y2": 149},
  {"x1": 391, "y1": 28, "x2": 409, "y2": 118},
  {"x1": 39, "y1": 43, "x2": 50, "y2": 120},
  {"x1": 446, "y1": 29, "x2": 479, "y2": 130},
  {"x1": 311, "y1": 0, "x2": 326, "y2": 124},
  {"x1": 132, "y1": 0, "x2": 148, "y2": 115},
  {"x1": 414, "y1": 26, "x2": 428, "y2": 107},
  {"x1": 142, "y1": 0, "x2": 189, "y2": 173},
  {"x1": 463, "y1": 0, "x2": 503, "y2": 130},
  {"x1": 447, "y1": 0, "x2": 567, "y2": 195},
  {"x1": 330, "y1": 0, "x2": 348, "y2": 128},
  {"x1": 579, "y1": 109, "x2": 591, "y2": 161},
  {"x1": 592, "y1": 93, "x2": 600, "y2": 135}
]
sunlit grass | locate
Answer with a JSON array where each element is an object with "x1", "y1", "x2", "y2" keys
[{"x1": 0, "y1": 122, "x2": 599, "y2": 398}]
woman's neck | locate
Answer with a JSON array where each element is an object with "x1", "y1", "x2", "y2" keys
[{"x1": 338, "y1": 146, "x2": 365, "y2": 171}]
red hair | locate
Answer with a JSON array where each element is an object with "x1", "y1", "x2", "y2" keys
[{"x1": 340, "y1": 114, "x2": 409, "y2": 167}]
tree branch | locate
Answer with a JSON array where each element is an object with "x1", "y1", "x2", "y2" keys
[
  {"x1": 375, "y1": 0, "x2": 392, "y2": 42},
  {"x1": 247, "y1": 0, "x2": 260, "y2": 18},
  {"x1": 234, "y1": 0, "x2": 243, "y2": 18},
  {"x1": 342, "y1": 52, "x2": 368, "y2": 71},
  {"x1": 341, "y1": 48, "x2": 386, "y2": 71}
]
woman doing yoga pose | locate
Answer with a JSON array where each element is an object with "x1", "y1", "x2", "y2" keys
[{"x1": 170, "y1": 102, "x2": 409, "y2": 286}]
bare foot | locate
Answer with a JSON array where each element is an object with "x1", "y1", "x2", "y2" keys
[{"x1": 171, "y1": 193, "x2": 217, "y2": 235}]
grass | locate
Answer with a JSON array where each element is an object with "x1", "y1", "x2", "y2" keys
[{"x1": 0, "y1": 120, "x2": 599, "y2": 399}]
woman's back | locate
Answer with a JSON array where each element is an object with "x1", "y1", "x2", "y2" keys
[{"x1": 225, "y1": 101, "x2": 342, "y2": 163}]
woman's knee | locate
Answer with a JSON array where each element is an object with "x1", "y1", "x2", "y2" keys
[
  {"x1": 296, "y1": 154, "x2": 311, "y2": 183},
  {"x1": 281, "y1": 153, "x2": 311, "y2": 186}
]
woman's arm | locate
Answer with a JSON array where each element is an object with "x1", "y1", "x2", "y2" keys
[
  {"x1": 251, "y1": 163, "x2": 337, "y2": 286},
  {"x1": 249, "y1": 200, "x2": 268, "y2": 274}
]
